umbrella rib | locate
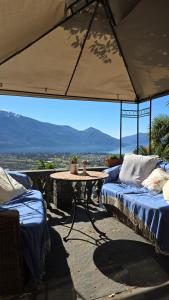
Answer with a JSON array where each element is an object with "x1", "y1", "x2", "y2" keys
[
  {"x1": 101, "y1": 0, "x2": 139, "y2": 101},
  {"x1": 0, "y1": 0, "x2": 96, "y2": 67},
  {"x1": 65, "y1": 1, "x2": 99, "y2": 96}
]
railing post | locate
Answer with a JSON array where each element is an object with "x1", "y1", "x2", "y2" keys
[
  {"x1": 120, "y1": 101, "x2": 122, "y2": 158},
  {"x1": 149, "y1": 99, "x2": 152, "y2": 154},
  {"x1": 137, "y1": 102, "x2": 139, "y2": 154}
]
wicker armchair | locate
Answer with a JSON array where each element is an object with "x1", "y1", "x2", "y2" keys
[{"x1": 0, "y1": 210, "x2": 23, "y2": 295}]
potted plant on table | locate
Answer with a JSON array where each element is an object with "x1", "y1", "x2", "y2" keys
[
  {"x1": 105, "y1": 154, "x2": 123, "y2": 168},
  {"x1": 81, "y1": 160, "x2": 89, "y2": 175},
  {"x1": 70, "y1": 155, "x2": 79, "y2": 174}
]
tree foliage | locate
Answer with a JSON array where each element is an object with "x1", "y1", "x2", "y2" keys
[
  {"x1": 151, "y1": 114, "x2": 169, "y2": 161},
  {"x1": 133, "y1": 145, "x2": 151, "y2": 156}
]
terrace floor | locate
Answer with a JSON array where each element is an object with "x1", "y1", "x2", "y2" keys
[{"x1": 8, "y1": 201, "x2": 169, "y2": 300}]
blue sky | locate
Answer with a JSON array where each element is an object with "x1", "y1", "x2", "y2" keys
[{"x1": 0, "y1": 95, "x2": 168, "y2": 138}]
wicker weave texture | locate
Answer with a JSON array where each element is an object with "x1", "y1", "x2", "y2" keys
[{"x1": 0, "y1": 210, "x2": 23, "y2": 295}]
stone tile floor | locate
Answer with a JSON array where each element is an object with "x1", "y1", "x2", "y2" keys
[{"x1": 4, "y1": 201, "x2": 169, "y2": 300}]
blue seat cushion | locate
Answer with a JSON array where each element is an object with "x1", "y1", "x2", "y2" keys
[
  {"x1": 102, "y1": 182, "x2": 169, "y2": 253},
  {"x1": 0, "y1": 190, "x2": 49, "y2": 284}
]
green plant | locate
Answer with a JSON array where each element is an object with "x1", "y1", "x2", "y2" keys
[
  {"x1": 36, "y1": 159, "x2": 55, "y2": 169},
  {"x1": 108, "y1": 154, "x2": 118, "y2": 159},
  {"x1": 133, "y1": 145, "x2": 153, "y2": 156},
  {"x1": 107, "y1": 154, "x2": 123, "y2": 159},
  {"x1": 82, "y1": 159, "x2": 88, "y2": 165},
  {"x1": 70, "y1": 155, "x2": 79, "y2": 164}
]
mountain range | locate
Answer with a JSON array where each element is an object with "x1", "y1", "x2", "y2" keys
[{"x1": 0, "y1": 110, "x2": 148, "y2": 153}]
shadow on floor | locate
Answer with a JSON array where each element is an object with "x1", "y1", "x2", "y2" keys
[
  {"x1": 93, "y1": 239, "x2": 169, "y2": 288},
  {"x1": 27, "y1": 227, "x2": 77, "y2": 300},
  {"x1": 47, "y1": 202, "x2": 109, "y2": 227},
  {"x1": 45, "y1": 227, "x2": 76, "y2": 299}
]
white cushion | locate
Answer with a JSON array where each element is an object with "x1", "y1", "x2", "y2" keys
[
  {"x1": 163, "y1": 180, "x2": 169, "y2": 202},
  {"x1": 142, "y1": 168, "x2": 169, "y2": 192},
  {"x1": 119, "y1": 154, "x2": 159, "y2": 186},
  {"x1": 0, "y1": 167, "x2": 27, "y2": 203}
]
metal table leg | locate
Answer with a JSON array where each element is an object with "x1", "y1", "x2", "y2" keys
[
  {"x1": 62, "y1": 179, "x2": 105, "y2": 240},
  {"x1": 84, "y1": 190, "x2": 106, "y2": 236},
  {"x1": 63, "y1": 193, "x2": 77, "y2": 242}
]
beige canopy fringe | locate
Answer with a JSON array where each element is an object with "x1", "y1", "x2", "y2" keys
[{"x1": 0, "y1": 0, "x2": 169, "y2": 103}]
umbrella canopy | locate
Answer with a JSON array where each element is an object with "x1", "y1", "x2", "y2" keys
[{"x1": 0, "y1": 0, "x2": 169, "y2": 103}]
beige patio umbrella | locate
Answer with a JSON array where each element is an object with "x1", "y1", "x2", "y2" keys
[{"x1": 0, "y1": 0, "x2": 169, "y2": 103}]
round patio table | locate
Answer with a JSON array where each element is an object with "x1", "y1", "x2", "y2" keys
[{"x1": 50, "y1": 170, "x2": 108, "y2": 241}]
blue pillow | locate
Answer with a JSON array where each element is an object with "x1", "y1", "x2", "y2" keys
[
  {"x1": 104, "y1": 164, "x2": 121, "y2": 183},
  {"x1": 7, "y1": 171, "x2": 32, "y2": 189},
  {"x1": 158, "y1": 161, "x2": 169, "y2": 173}
]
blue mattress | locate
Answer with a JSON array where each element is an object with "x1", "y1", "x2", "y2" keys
[
  {"x1": 0, "y1": 190, "x2": 50, "y2": 284},
  {"x1": 101, "y1": 182, "x2": 169, "y2": 254}
]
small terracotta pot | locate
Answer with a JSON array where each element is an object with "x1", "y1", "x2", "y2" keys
[{"x1": 70, "y1": 163, "x2": 78, "y2": 174}]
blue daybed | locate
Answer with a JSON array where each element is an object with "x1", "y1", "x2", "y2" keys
[
  {"x1": 0, "y1": 171, "x2": 50, "y2": 286},
  {"x1": 101, "y1": 160, "x2": 169, "y2": 255}
]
